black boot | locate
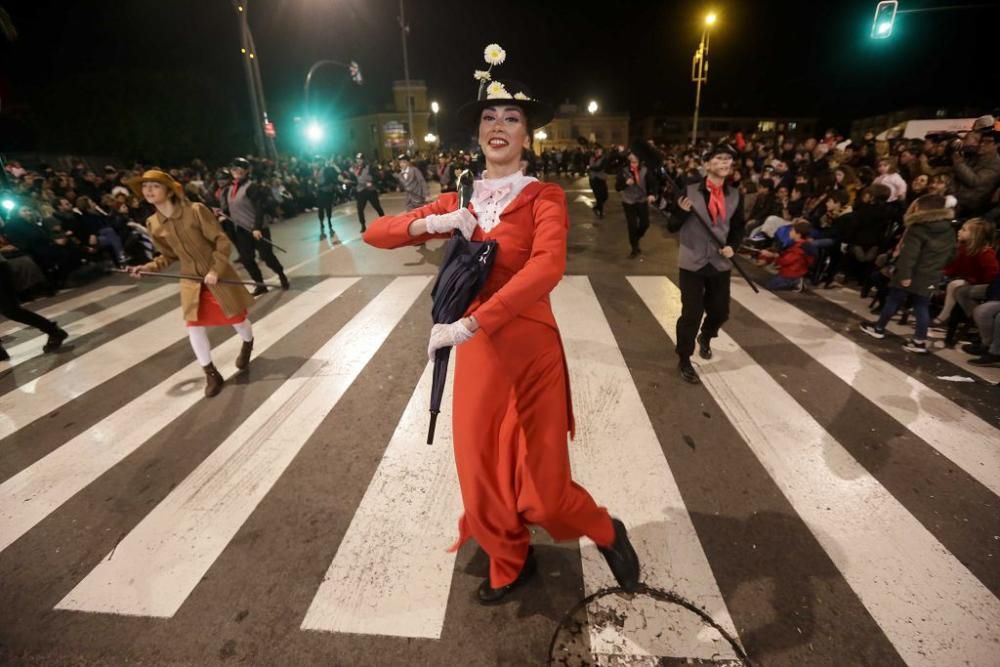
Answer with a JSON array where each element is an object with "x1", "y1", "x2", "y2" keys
[
  {"x1": 697, "y1": 333, "x2": 713, "y2": 360},
  {"x1": 235, "y1": 339, "x2": 253, "y2": 371},
  {"x1": 0, "y1": 341, "x2": 9, "y2": 362},
  {"x1": 202, "y1": 362, "x2": 224, "y2": 398},
  {"x1": 42, "y1": 326, "x2": 69, "y2": 353},
  {"x1": 597, "y1": 518, "x2": 641, "y2": 592},
  {"x1": 278, "y1": 272, "x2": 290, "y2": 290},
  {"x1": 679, "y1": 358, "x2": 700, "y2": 384},
  {"x1": 477, "y1": 546, "x2": 537, "y2": 605},
  {"x1": 252, "y1": 283, "x2": 268, "y2": 296}
]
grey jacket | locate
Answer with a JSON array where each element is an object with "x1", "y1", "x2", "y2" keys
[
  {"x1": 352, "y1": 165, "x2": 375, "y2": 191},
  {"x1": 395, "y1": 166, "x2": 429, "y2": 211},
  {"x1": 668, "y1": 179, "x2": 745, "y2": 272},
  {"x1": 615, "y1": 165, "x2": 657, "y2": 204},
  {"x1": 954, "y1": 150, "x2": 1000, "y2": 216}
]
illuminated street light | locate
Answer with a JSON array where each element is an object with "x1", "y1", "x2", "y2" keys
[
  {"x1": 691, "y1": 11, "x2": 717, "y2": 144},
  {"x1": 306, "y1": 121, "x2": 325, "y2": 143},
  {"x1": 431, "y1": 101, "x2": 440, "y2": 114},
  {"x1": 1, "y1": 198, "x2": 14, "y2": 213},
  {"x1": 587, "y1": 100, "x2": 598, "y2": 114},
  {"x1": 424, "y1": 133, "x2": 438, "y2": 143},
  {"x1": 534, "y1": 130, "x2": 547, "y2": 141}
]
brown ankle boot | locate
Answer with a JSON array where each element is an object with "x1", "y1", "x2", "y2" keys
[
  {"x1": 202, "y1": 363, "x2": 224, "y2": 397},
  {"x1": 235, "y1": 339, "x2": 253, "y2": 371}
]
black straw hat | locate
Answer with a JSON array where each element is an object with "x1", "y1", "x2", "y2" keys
[{"x1": 456, "y1": 43, "x2": 553, "y2": 131}]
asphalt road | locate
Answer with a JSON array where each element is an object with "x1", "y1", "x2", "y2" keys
[{"x1": 0, "y1": 177, "x2": 997, "y2": 667}]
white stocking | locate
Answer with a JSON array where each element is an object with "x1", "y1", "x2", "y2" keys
[
  {"x1": 187, "y1": 326, "x2": 213, "y2": 366},
  {"x1": 232, "y1": 319, "x2": 254, "y2": 343}
]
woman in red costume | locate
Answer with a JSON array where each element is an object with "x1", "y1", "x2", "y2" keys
[{"x1": 364, "y1": 44, "x2": 640, "y2": 604}]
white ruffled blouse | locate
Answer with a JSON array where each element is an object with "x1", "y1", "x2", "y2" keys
[{"x1": 471, "y1": 171, "x2": 537, "y2": 232}]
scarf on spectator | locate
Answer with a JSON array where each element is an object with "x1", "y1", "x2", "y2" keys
[{"x1": 706, "y1": 179, "x2": 726, "y2": 225}]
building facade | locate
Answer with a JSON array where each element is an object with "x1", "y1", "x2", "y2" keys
[
  {"x1": 328, "y1": 81, "x2": 435, "y2": 161},
  {"x1": 532, "y1": 103, "x2": 629, "y2": 154}
]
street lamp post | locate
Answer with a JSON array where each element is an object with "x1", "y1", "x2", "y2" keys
[
  {"x1": 233, "y1": 1, "x2": 266, "y2": 157},
  {"x1": 691, "y1": 12, "x2": 716, "y2": 146},
  {"x1": 398, "y1": 0, "x2": 415, "y2": 149},
  {"x1": 303, "y1": 59, "x2": 363, "y2": 150},
  {"x1": 430, "y1": 100, "x2": 439, "y2": 143}
]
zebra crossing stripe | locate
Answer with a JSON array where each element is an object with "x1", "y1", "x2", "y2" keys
[
  {"x1": 728, "y1": 281, "x2": 1000, "y2": 497},
  {"x1": 1, "y1": 284, "x2": 176, "y2": 368},
  {"x1": 56, "y1": 276, "x2": 430, "y2": 617},
  {"x1": 0, "y1": 278, "x2": 359, "y2": 555},
  {"x1": 0, "y1": 285, "x2": 135, "y2": 339},
  {"x1": 301, "y1": 362, "x2": 462, "y2": 639},
  {"x1": 629, "y1": 275, "x2": 1000, "y2": 667},
  {"x1": 552, "y1": 276, "x2": 740, "y2": 661}
]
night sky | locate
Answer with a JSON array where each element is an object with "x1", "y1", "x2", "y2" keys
[{"x1": 0, "y1": 0, "x2": 994, "y2": 159}]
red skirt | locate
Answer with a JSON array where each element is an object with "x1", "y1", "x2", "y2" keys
[{"x1": 186, "y1": 286, "x2": 248, "y2": 327}]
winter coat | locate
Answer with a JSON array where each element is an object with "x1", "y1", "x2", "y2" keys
[
  {"x1": 944, "y1": 242, "x2": 1000, "y2": 284},
  {"x1": 891, "y1": 207, "x2": 957, "y2": 297},
  {"x1": 846, "y1": 201, "x2": 892, "y2": 249},
  {"x1": 776, "y1": 239, "x2": 815, "y2": 278},
  {"x1": 953, "y1": 150, "x2": 1000, "y2": 215},
  {"x1": 142, "y1": 202, "x2": 255, "y2": 322}
]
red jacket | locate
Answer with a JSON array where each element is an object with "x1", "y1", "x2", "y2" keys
[
  {"x1": 775, "y1": 239, "x2": 815, "y2": 278},
  {"x1": 944, "y1": 242, "x2": 1000, "y2": 285}
]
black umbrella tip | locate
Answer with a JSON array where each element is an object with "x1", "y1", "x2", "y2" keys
[{"x1": 427, "y1": 412, "x2": 439, "y2": 445}]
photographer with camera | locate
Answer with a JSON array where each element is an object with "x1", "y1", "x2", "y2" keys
[{"x1": 952, "y1": 116, "x2": 1000, "y2": 218}]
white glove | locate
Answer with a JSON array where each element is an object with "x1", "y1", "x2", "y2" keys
[
  {"x1": 427, "y1": 320, "x2": 475, "y2": 360},
  {"x1": 424, "y1": 208, "x2": 478, "y2": 240}
]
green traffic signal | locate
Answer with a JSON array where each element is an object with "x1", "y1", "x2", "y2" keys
[
  {"x1": 1, "y1": 197, "x2": 15, "y2": 212},
  {"x1": 871, "y1": 0, "x2": 898, "y2": 39}
]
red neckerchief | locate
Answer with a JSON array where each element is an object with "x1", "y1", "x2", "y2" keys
[
  {"x1": 630, "y1": 165, "x2": 640, "y2": 185},
  {"x1": 230, "y1": 179, "x2": 240, "y2": 200},
  {"x1": 706, "y1": 179, "x2": 726, "y2": 225}
]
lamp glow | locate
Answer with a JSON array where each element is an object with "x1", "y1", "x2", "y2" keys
[
  {"x1": 1, "y1": 198, "x2": 15, "y2": 212},
  {"x1": 587, "y1": 100, "x2": 598, "y2": 114},
  {"x1": 424, "y1": 133, "x2": 438, "y2": 143},
  {"x1": 431, "y1": 101, "x2": 440, "y2": 114},
  {"x1": 705, "y1": 12, "x2": 717, "y2": 25},
  {"x1": 534, "y1": 130, "x2": 547, "y2": 141},
  {"x1": 305, "y1": 122, "x2": 325, "y2": 143}
]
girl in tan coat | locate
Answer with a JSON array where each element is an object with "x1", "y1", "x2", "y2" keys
[{"x1": 126, "y1": 170, "x2": 256, "y2": 397}]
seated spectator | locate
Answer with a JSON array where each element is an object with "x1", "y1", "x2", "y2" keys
[
  {"x1": 74, "y1": 196, "x2": 127, "y2": 266},
  {"x1": 842, "y1": 184, "x2": 893, "y2": 285},
  {"x1": 935, "y1": 219, "x2": 998, "y2": 333},
  {"x1": 861, "y1": 194, "x2": 958, "y2": 354},
  {"x1": 963, "y1": 275, "x2": 1000, "y2": 366},
  {"x1": 760, "y1": 221, "x2": 815, "y2": 291}
]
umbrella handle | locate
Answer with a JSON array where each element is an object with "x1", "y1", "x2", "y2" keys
[{"x1": 427, "y1": 411, "x2": 439, "y2": 445}]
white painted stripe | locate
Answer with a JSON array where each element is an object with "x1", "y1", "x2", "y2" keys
[
  {"x1": 0, "y1": 285, "x2": 134, "y2": 338},
  {"x1": 2, "y1": 284, "x2": 176, "y2": 367},
  {"x1": 57, "y1": 276, "x2": 430, "y2": 617},
  {"x1": 301, "y1": 362, "x2": 462, "y2": 638},
  {"x1": 0, "y1": 278, "x2": 358, "y2": 554},
  {"x1": 552, "y1": 276, "x2": 739, "y2": 661},
  {"x1": 729, "y1": 280, "x2": 1000, "y2": 497},
  {"x1": 0, "y1": 304, "x2": 189, "y2": 442},
  {"x1": 630, "y1": 275, "x2": 1000, "y2": 667},
  {"x1": 812, "y1": 284, "x2": 1000, "y2": 384}
]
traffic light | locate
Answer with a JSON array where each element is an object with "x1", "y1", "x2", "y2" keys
[{"x1": 871, "y1": 0, "x2": 898, "y2": 39}]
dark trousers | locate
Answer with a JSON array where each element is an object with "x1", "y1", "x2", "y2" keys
[
  {"x1": 622, "y1": 202, "x2": 650, "y2": 251},
  {"x1": 589, "y1": 177, "x2": 608, "y2": 213},
  {"x1": 0, "y1": 264, "x2": 59, "y2": 336},
  {"x1": 676, "y1": 267, "x2": 731, "y2": 359},
  {"x1": 317, "y1": 194, "x2": 334, "y2": 224},
  {"x1": 233, "y1": 226, "x2": 284, "y2": 285},
  {"x1": 356, "y1": 190, "x2": 384, "y2": 229}
]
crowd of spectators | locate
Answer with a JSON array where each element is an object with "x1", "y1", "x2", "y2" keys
[{"x1": 3, "y1": 113, "x2": 999, "y2": 364}]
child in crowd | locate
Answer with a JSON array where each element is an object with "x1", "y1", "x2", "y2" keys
[
  {"x1": 860, "y1": 194, "x2": 957, "y2": 353},
  {"x1": 759, "y1": 221, "x2": 815, "y2": 291},
  {"x1": 932, "y1": 217, "x2": 998, "y2": 325}
]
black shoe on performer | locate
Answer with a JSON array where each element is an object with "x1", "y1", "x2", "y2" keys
[
  {"x1": 597, "y1": 518, "x2": 641, "y2": 592},
  {"x1": 477, "y1": 546, "x2": 537, "y2": 605},
  {"x1": 697, "y1": 333, "x2": 713, "y2": 360},
  {"x1": 679, "y1": 358, "x2": 700, "y2": 384}
]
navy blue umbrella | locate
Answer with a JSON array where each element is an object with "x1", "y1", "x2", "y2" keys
[{"x1": 426, "y1": 171, "x2": 498, "y2": 444}]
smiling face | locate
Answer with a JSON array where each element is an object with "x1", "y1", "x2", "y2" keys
[
  {"x1": 479, "y1": 106, "x2": 530, "y2": 172},
  {"x1": 706, "y1": 153, "x2": 733, "y2": 179}
]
